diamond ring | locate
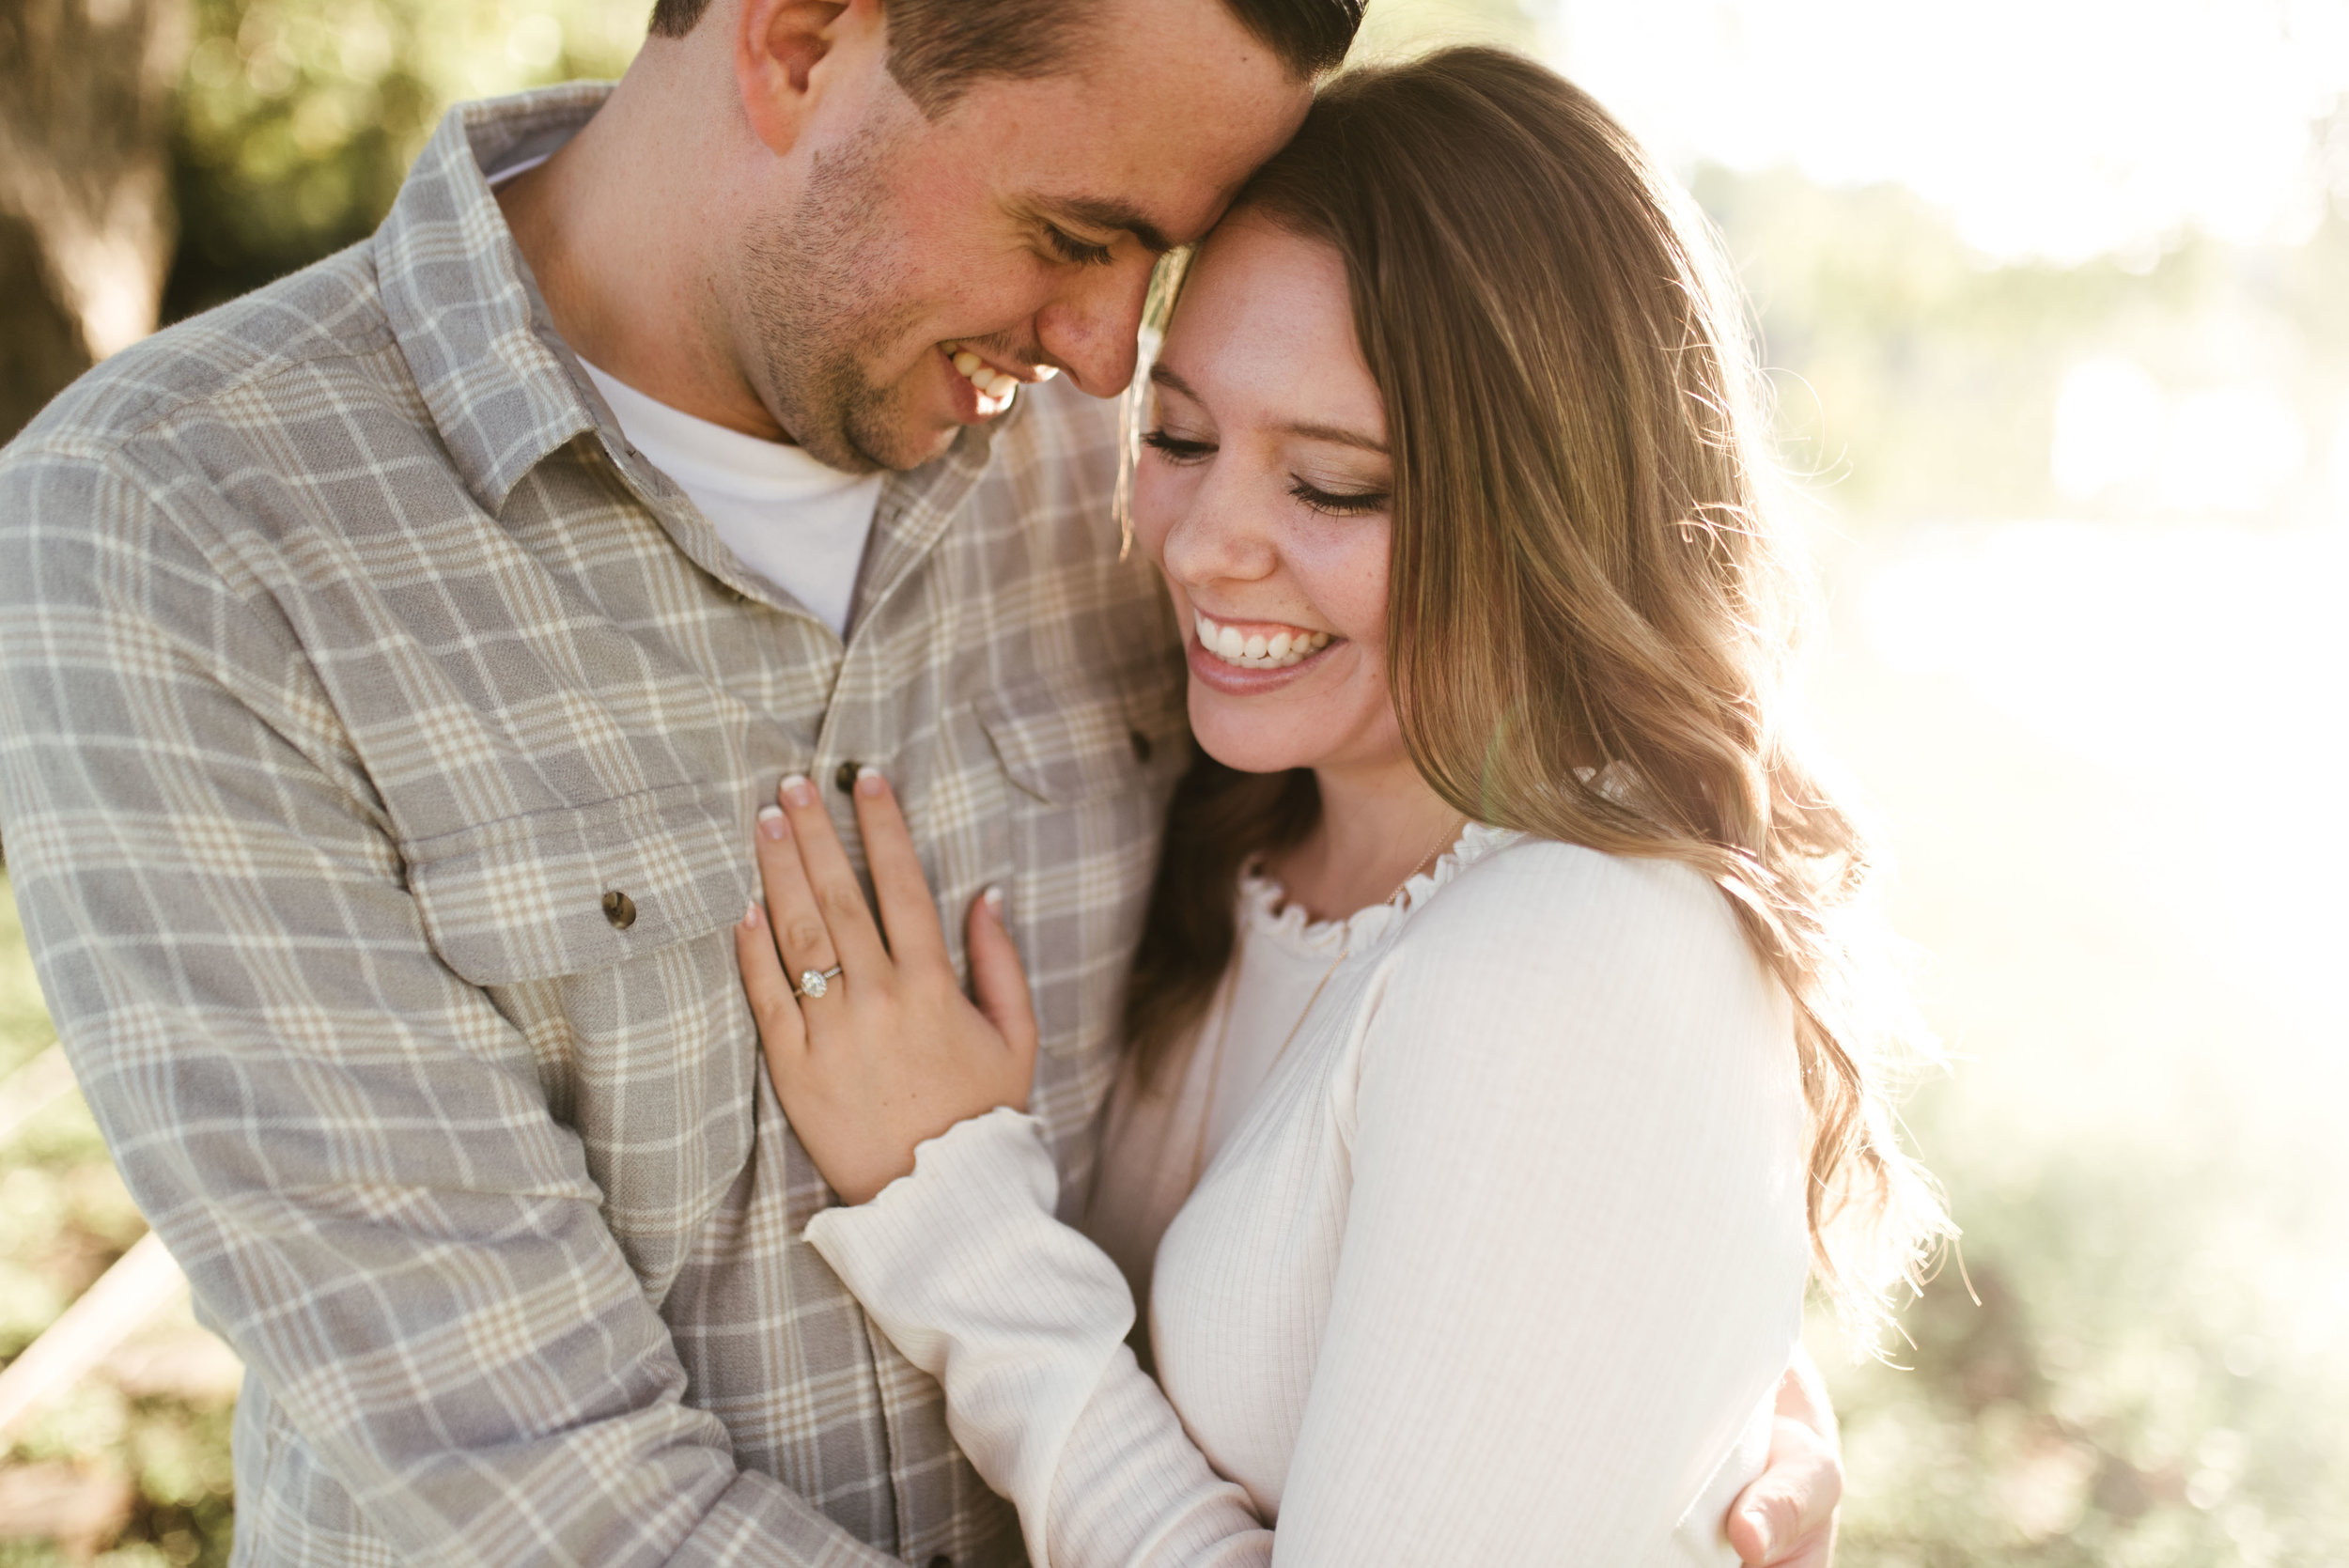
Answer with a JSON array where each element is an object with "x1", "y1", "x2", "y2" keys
[{"x1": 791, "y1": 964, "x2": 844, "y2": 1000}]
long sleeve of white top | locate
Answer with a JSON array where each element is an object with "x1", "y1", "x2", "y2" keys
[{"x1": 803, "y1": 844, "x2": 1812, "y2": 1568}]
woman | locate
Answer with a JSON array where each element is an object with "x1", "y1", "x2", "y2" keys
[{"x1": 736, "y1": 48, "x2": 1945, "y2": 1565}]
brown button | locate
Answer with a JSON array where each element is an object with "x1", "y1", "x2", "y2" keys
[
  {"x1": 834, "y1": 761, "x2": 861, "y2": 794},
  {"x1": 1128, "y1": 727, "x2": 1153, "y2": 764},
  {"x1": 927, "y1": 1558, "x2": 952, "y2": 1568},
  {"x1": 601, "y1": 890, "x2": 636, "y2": 930}
]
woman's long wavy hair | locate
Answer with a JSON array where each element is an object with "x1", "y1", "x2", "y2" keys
[{"x1": 1118, "y1": 47, "x2": 1951, "y2": 1335}]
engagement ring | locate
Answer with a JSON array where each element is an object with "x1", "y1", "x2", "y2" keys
[{"x1": 792, "y1": 965, "x2": 843, "y2": 1000}]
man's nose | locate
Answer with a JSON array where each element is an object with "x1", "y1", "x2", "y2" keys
[{"x1": 1033, "y1": 255, "x2": 1158, "y2": 398}]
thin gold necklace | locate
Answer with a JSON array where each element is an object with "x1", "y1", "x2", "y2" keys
[{"x1": 1186, "y1": 816, "x2": 1467, "y2": 1190}]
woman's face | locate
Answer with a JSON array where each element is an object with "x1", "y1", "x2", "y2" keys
[{"x1": 1132, "y1": 217, "x2": 1405, "y2": 783}]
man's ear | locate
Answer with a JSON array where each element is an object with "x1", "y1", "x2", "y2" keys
[{"x1": 736, "y1": 0, "x2": 872, "y2": 154}]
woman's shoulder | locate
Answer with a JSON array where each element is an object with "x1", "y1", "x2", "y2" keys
[
  {"x1": 1372, "y1": 832, "x2": 1790, "y2": 1094},
  {"x1": 1350, "y1": 831, "x2": 1806, "y2": 1219},
  {"x1": 1403, "y1": 832, "x2": 1752, "y2": 971}
]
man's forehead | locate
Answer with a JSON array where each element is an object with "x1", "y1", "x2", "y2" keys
[
  {"x1": 959, "y1": 61, "x2": 1312, "y2": 246},
  {"x1": 911, "y1": 0, "x2": 1312, "y2": 239}
]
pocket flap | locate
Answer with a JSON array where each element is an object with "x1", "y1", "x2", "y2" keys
[
  {"x1": 403, "y1": 784, "x2": 750, "y2": 986},
  {"x1": 977, "y1": 661, "x2": 1188, "y2": 807}
]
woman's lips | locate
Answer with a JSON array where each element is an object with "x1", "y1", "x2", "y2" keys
[
  {"x1": 1185, "y1": 610, "x2": 1341, "y2": 693},
  {"x1": 1193, "y1": 609, "x2": 1330, "y2": 669}
]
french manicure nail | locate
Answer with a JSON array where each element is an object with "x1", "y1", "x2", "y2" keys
[
  {"x1": 780, "y1": 773, "x2": 812, "y2": 806},
  {"x1": 756, "y1": 804, "x2": 786, "y2": 839},
  {"x1": 742, "y1": 901, "x2": 761, "y2": 928},
  {"x1": 983, "y1": 885, "x2": 1004, "y2": 913},
  {"x1": 856, "y1": 766, "x2": 884, "y2": 797}
]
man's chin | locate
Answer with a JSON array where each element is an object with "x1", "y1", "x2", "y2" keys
[
  {"x1": 804, "y1": 381, "x2": 965, "y2": 475},
  {"x1": 840, "y1": 414, "x2": 965, "y2": 476}
]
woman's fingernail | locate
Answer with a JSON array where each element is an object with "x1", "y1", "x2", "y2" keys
[
  {"x1": 983, "y1": 885, "x2": 1004, "y2": 914},
  {"x1": 756, "y1": 804, "x2": 786, "y2": 839},
  {"x1": 742, "y1": 900, "x2": 761, "y2": 928},
  {"x1": 780, "y1": 773, "x2": 812, "y2": 806},
  {"x1": 855, "y1": 766, "x2": 885, "y2": 798}
]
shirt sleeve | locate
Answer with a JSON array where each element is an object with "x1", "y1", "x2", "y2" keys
[
  {"x1": 805, "y1": 844, "x2": 1811, "y2": 1568},
  {"x1": 0, "y1": 444, "x2": 895, "y2": 1567}
]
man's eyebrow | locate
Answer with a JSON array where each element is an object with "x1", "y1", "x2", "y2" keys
[
  {"x1": 1148, "y1": 365, "x2": 1388, "y2": 455},
  {"x1": 1043, "y1": 195, "x2": 1175, "y2": 256}
]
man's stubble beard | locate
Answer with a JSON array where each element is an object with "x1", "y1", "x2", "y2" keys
[{"x1": 740, "y1": 124, "x2": 945, "y2": 476}]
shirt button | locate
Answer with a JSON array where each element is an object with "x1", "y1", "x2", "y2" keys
[
  {"x1": 834, "y1": 761, "x2": 861, "y2": 794},
  {"x1": 601, "y1": 890, "x2": 637, "y2": 930},
  {"x1": 927, "y1": 1558, "x2": 952, "y2": 1568},
  {"x1": 1128, "y1": 727, "x2": 1153, "y2": 763}
]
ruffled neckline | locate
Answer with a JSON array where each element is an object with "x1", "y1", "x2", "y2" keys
[{"x1": 1237, "y1": 821, "x2": 1522, "y2": 959}]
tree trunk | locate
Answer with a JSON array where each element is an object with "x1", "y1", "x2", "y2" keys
[{"x1": 0, "y1": 0, "x2": 191, "y2": 444}]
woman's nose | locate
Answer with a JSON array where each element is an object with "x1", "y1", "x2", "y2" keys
[{"x1": 1159, "y1": 469, "x2": 1279, "y2": 587}]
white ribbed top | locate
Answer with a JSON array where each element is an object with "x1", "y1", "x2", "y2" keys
[{"x1": 805, "y1": 831, "x2": 1811, "y2": 1567}]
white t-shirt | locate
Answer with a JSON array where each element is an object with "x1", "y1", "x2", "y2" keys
[
  {"x1": 579, "y1": 359, "x2": 883, "y2": 640},
  {"x1": 487, "y1": 152, "x2": 882, "y2": 639}
]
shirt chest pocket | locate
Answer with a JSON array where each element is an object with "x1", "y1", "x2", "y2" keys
[
  {"x1": 402, "y1": 782, "x2": 751, "y2": 986},
  {"x1": 968, "y1": 664, "x2": 1188, "y2": 1066},
  {"x1": 399, "y1": 784, "x2": 758, "y2": 1281}
]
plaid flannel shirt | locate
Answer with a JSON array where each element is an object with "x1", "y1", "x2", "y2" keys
[{"x1": 0, "y1": 85, "x2": 1189, "y2": 1568}]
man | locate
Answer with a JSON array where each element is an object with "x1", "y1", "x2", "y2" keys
[{"x1": 0, "y1": 1, "x2": 1840, "y2": 1561}]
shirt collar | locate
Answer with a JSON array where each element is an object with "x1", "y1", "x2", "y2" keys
[
  {"x1": 373, "y1": 83, "x2": 1020, "y2": 631},
  {"x1": 376, "y1": 84, "x2": 614, "y2": 517}
]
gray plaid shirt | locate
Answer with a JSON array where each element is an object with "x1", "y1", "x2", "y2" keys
[{"x1": 0, "y1": 85, "x2": 1188, "y2": 1568}]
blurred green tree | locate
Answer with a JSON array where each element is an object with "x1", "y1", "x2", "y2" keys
[
  {"x1": 0, "y1": 0, "x2": 191, "y2": 442},
  {"x1": 163, "y1": 0, "x2": 645, "y2": 318}
]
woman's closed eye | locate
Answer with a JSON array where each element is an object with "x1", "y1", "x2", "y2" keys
[
  {"x1": 1289, "y1": 478, "x2": 1389, "y2": 517},
  {"x1": 1143, "y1": 428, "x2": 1216, "y2": 462}
]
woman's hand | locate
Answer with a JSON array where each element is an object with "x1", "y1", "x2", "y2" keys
[{"x1": 736, "y1": 768, "x2": 1038, "y2": 1204}]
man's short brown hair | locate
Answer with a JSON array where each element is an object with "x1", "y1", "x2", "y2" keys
[{"x1": 646, "y1": 0, "x2": 1363, "y2": 111}]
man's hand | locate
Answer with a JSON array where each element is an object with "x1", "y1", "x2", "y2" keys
[{"x1": 1726, "y1": 1349, "x2": 1843, "y2": 1567}]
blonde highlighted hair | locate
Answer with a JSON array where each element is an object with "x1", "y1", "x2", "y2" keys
[{"x1": 1121, "y1": 47, "x2": 1950, "y2": 1335}]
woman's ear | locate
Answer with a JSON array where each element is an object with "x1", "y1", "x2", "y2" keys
[{"x1": 735, "y1": 0, "x2": 878, "y2": 154}]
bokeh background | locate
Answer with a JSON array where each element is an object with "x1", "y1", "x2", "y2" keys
[{"x1": 4, "y1": 0, "x2": 2347, "y2": 1561}]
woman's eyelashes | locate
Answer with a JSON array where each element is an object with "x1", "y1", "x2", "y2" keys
[
  {"x1": 1288, "y1": 478, "x2": 1390, "y2": 517},
  {"x1": 1142, "y1": 428, "x2": 1216, "y2": 462},
  {"x1": 1142, "y1": 429, "x2": 1390, "y2": 516}
]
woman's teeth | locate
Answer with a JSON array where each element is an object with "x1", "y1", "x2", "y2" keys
[
  {"x1": 947, "y1": 345, "x2": 1019, "y2": 411},
  {"x1": 1195, "y1": 611, "x2": 1330, "y2": 669}
]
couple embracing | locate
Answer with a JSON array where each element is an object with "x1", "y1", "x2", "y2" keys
[{"x1": 0, "y1": 0, "x2": 1943, "y2": 1563}]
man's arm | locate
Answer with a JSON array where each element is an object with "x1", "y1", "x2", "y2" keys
[
  {"x1": 0, "y1": 443, "x2": 890, "y2": 1567},
  {"x1": 1727, "y1": 1347, "x2": 1843, "y2": 1568}
]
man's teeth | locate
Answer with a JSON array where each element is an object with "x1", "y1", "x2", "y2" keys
[
  {"x1": 1195, "y1": 611, "x2": 1330, "y2": 669},
  {"x1": 948, "y1": 345, "x2": 1019, "y2": 407}
]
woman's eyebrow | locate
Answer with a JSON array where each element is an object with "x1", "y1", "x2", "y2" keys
[
  {"x1": 1148, "y1": 363, "x2": 1203, "y2": 400},
  {"x1": 1148, "y1": 364, "x2": 1387, "y2": 454},
  {"x1": 1279, "y1": 419, "x2": 1387, "y2": 455}
]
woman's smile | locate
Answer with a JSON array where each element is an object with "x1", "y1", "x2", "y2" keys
[
  {"x1": 1191, "y1": 608, "x2": 1332, "y2": 669},
  {"x1": 1133, "y1": 216, "x2": 1403, "y2": 784}
]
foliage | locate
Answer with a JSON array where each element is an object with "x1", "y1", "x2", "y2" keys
[
  {"x1": 163, "y1": 0, "x2": 646, "y2": 318},
  {"x1": 1697, "y1": 163, "x2": 2349, "y2": 526}
]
